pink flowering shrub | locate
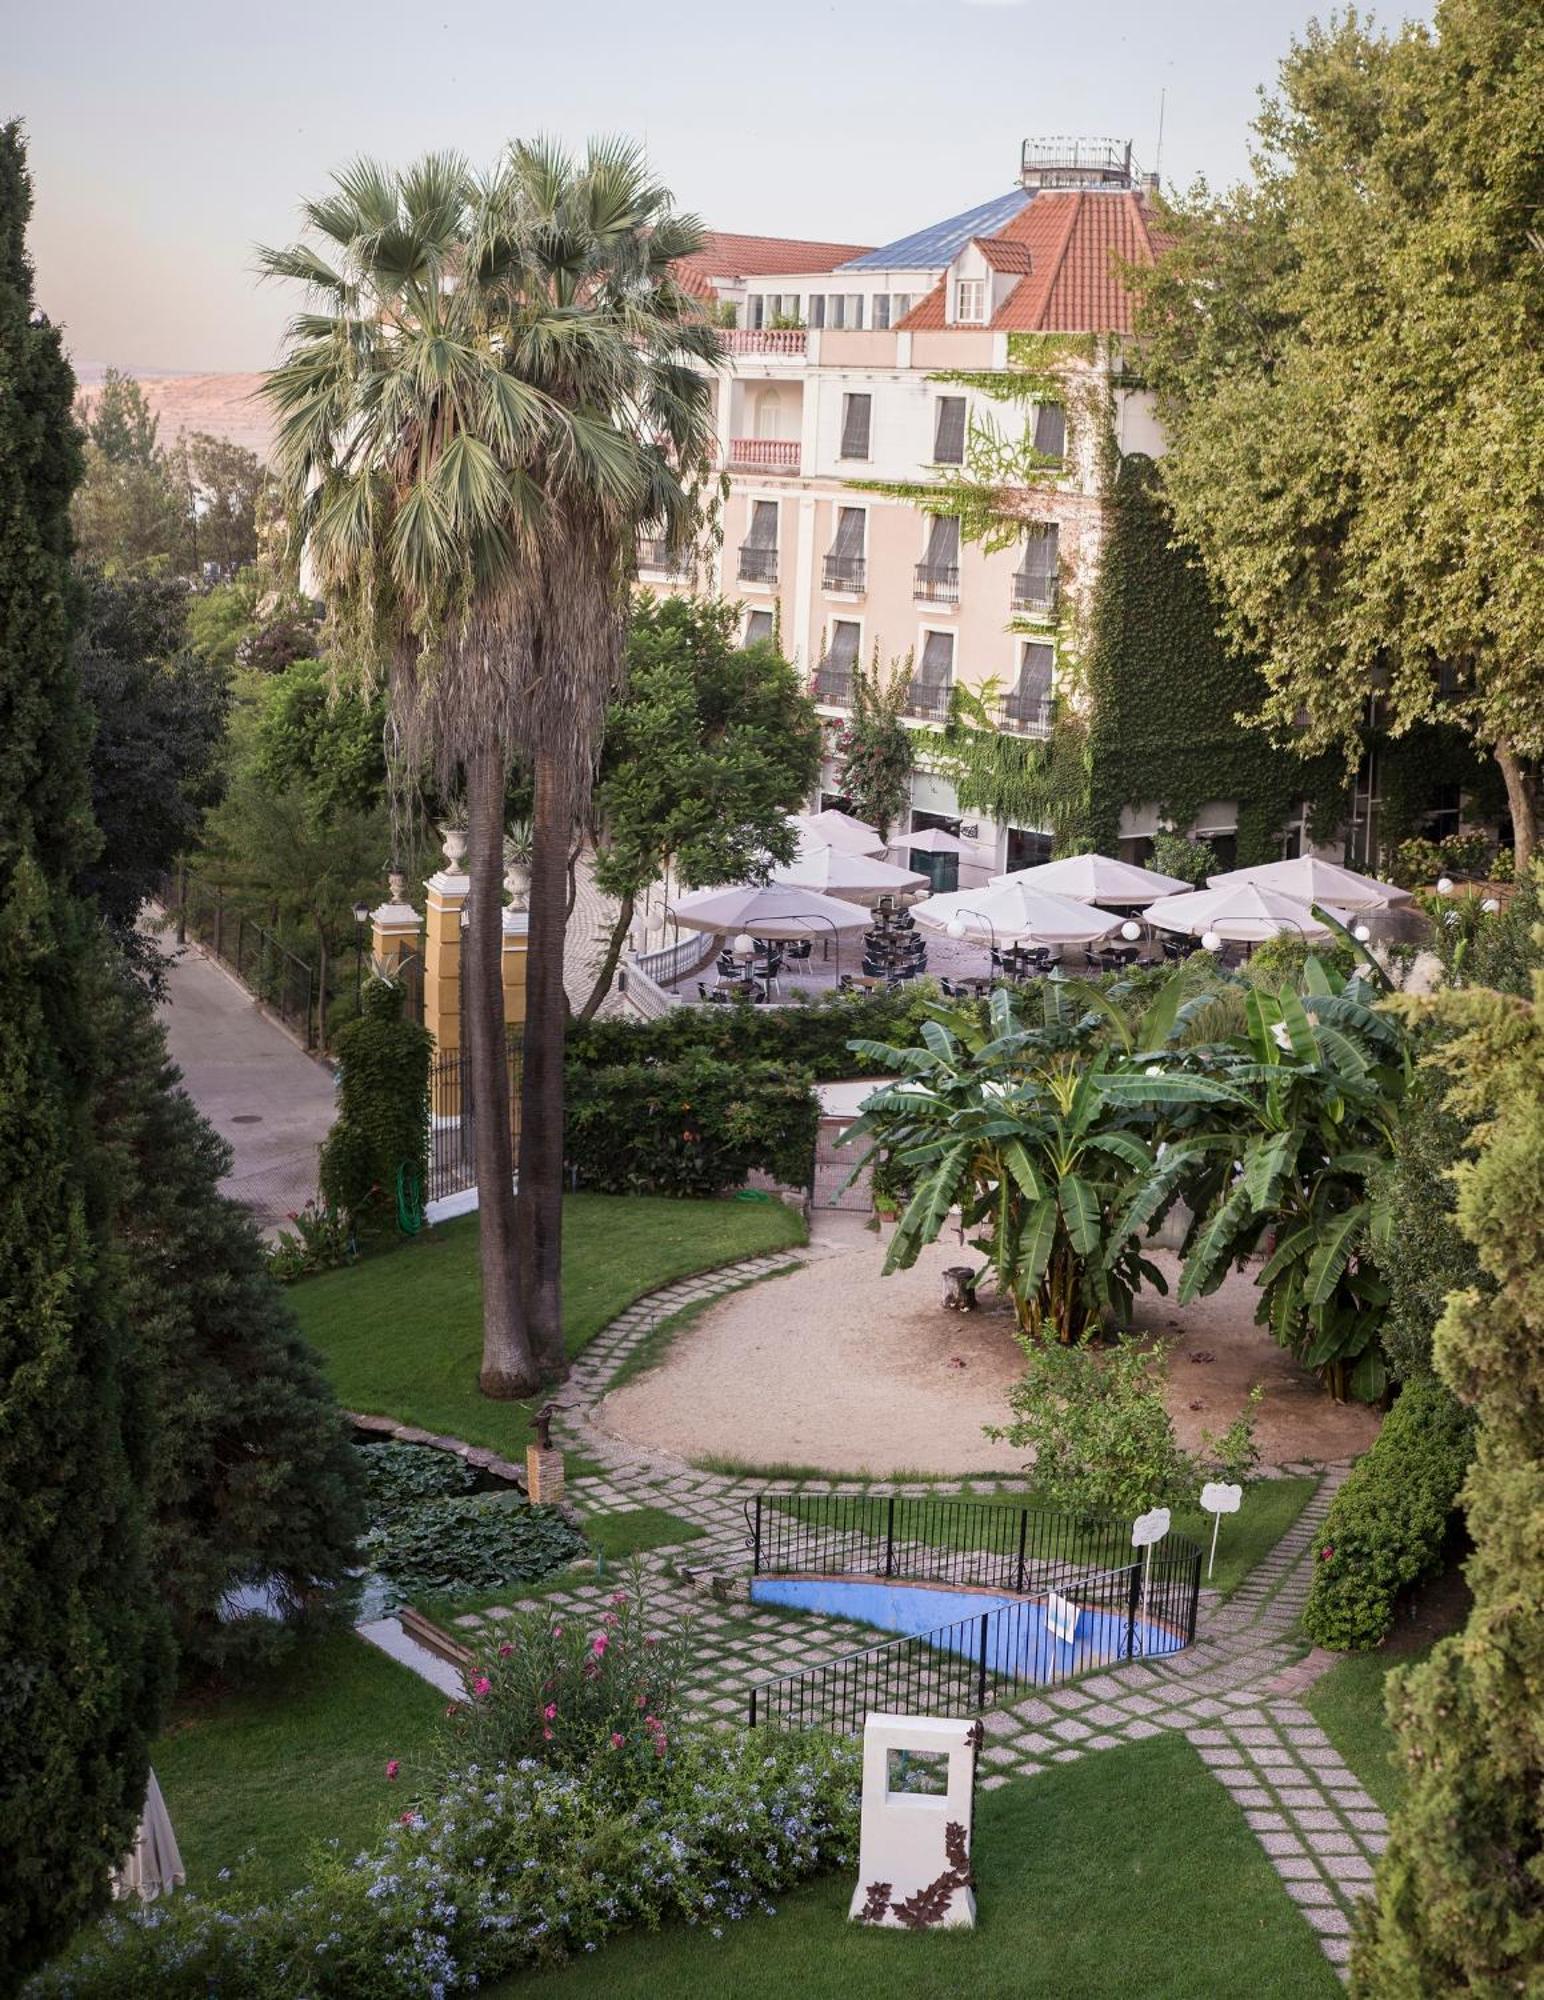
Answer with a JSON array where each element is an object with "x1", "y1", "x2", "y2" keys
[{"x1": 444, "y1": 1564, "x2": 691, "y2": 1776}]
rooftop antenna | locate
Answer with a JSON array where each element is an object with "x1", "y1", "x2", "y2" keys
[{"x1": 1154, "y1": 89, "x2": 1166, "y2": 188}]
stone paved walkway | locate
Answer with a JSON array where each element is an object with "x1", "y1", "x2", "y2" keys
[{"x1": 451, "y1": 1251, "x2": 1378, "y2": 1976}]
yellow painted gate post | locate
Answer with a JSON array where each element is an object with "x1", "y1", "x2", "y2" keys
[
  {"x1": 501, "y1": 851, "x2": 530, "y2": 1145},
  {"x1": 423, "y1": 827, "x2": 469, "y2": 1054},
  {"x1": 370, "y1": 870, "x2": 422, "y2": 986}
]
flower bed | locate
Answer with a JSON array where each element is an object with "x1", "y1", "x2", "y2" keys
[{"x1": 40, "y1": 1577, "x2": 859, "y2": 1997}]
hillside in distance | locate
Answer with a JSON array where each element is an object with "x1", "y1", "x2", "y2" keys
[{"x1": 76, "y1": 372, "x2": 273, "y2": 461}]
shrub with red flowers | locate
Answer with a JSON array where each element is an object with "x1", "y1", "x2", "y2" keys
[{"x1": 442, "y1": 1564, "x2": 692, "y2": 1775}]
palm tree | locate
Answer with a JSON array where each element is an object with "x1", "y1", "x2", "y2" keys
[
  {"x1": 259, "y1": 145, "x2": 720, "y2": 1393},
  {"x1": 475, "y1": 140, "x2": 722, "y2": 1375},
  {"x1": 258, "y1": 154, "x2": 556, "y2": 1398}
]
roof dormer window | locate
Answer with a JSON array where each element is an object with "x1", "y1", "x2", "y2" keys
[{"x1": 954, "y1": 278, "x2": 987, "y2": 324}]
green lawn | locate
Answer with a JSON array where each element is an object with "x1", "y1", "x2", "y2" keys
[
  {"x1": 292, "y1": 1193, "x2": 806, "y2": 1461},
  {"x1": 152, "y1": 1631, "x2": 442, "y2": 1896},
  {"x1": 768, "y1": 1475, "x2": 1318, "y2": 1602},
  {"x1": 1306, "y1": 1642, "x2": 1433, "y2": 1815},
  {"x1": 506, "y1": 1734, "x2": 1339, "y2": 2000}
]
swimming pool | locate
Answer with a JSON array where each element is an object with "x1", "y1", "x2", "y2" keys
[{"x1": 751, "y1": 1574, "x2": 1186, "y2": 1681}]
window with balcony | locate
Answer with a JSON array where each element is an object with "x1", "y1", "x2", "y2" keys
[
  {"x1": 954, "y1": 278, "x2": 987, "y2": 323},
  {"x1": 814, "y1": 618, "x2": 860, "y2": 704},
  {"x1": 1033, "y1": 401, "x2": 1067, "y2": 460},
  {"x1": 823, "y1": 507, "x2": 867, "y2": 592},
  {"x1": 915, "y1": 515, "x2": 960, "y2": 603},
  {"x1": 1012, "y1": 524, "x2": 1059, "y2": 614},
  {"x1": 839, "y1": 393, "x2": 872, "y2": 460},
  {"x1": 1001, "y1": 641, "x2": 1053, "y2": 735},
  {"x1": 742, "y1": 609, "x2": 774, "y2": 649},
  {"x1": 737, "y1": 501, "x2": 779, "y2": 585},
  {"x1": 933, "y1": 396, "x2": 967, "y2": 466},
  {"x1": 907, "y1": 630, "x2": 955, "y2": 719}
]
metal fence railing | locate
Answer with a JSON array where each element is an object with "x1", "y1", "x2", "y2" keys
[
  {"x1": 426, "y1": 1034, "x2": 524, "y2": 1205},
  {"x1": 157, "y1": 873, "x2": 320, "y2": 1050},
  {"x1": 743, "y1": 1491, "x2": 1202, "y2": 1735}
]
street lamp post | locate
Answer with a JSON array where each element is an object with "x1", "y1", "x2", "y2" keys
[{"x1": 352, "y1": 900, "x2": 371, "y2": 1008}]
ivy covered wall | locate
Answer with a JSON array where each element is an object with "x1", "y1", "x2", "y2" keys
[{"x1": 1084, "y1": 454, "x2": 1350, "y2": 863}]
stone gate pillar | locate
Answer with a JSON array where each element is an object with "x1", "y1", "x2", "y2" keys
[
  {"x1": 422, "y1": 828, "x2": 469, "y2": 1052},
  {"x1": 370, "y1": 870, "x2": 422, "y2": 984}
]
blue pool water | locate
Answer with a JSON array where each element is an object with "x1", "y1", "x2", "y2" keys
[{"x1": 751, "y1": 1575, "x2": 1185, "y2": 1681}]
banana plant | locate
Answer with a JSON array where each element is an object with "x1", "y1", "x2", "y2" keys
[
  {"x1": 1170, "y1": 967, "x2": 1409, "y2": 1402},
  {"x1": 839, "y1": 982, "x2": 1246, "y2": 1343}
]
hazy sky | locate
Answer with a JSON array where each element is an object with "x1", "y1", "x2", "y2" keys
[{"x1": 14, "y1": 0, "x2": 1431, "y2": 375}]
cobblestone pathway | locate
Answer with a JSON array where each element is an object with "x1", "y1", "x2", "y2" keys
[{"x1": 453, "y1": 1251, "x2": 1378, "y2": 1976}]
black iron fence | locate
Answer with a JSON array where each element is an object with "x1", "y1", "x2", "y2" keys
[
  {"x1": 427, "y1": 1033, "x2": 524, "y2": 1205},
  {"x1": 744, "y1": 1491, "x2": 1202, "y2": 1734},
  {"x1": 158, "y1": 873, "x2": 320, "y2": 1049}
]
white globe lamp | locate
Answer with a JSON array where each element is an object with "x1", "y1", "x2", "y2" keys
[
  {"x1": 1436, "y1": 876, "x2": 1454, "y2": 896},
  {"x1": 732, "y1": 932, "x2": 755, "y2": 962},
  {"x1": 1353, "y1": 923, "x2": 1371, "y2": 943},
  {"x1": 946, "y1": 916, "x2": 967, "y2": 940},
  {"x1": 1120, "y1": 920, "x2": 1142, "y2": 942},
  {"x1": 1201, "y1": 930, "x2": 1222, "y2": 953}
]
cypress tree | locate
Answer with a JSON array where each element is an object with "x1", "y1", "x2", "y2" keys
[
  {"x1": 1356, "y1": 966, "x2": 1544, "y2": 1991},
  {"x1": 95, "y1": 971, "x2": 367, "y2": 1673},
  {"x1": 0, "y1": 122, "x2": 172, "y2": 1972}
]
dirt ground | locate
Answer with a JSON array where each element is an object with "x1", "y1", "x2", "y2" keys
[{"x1": 597, "y1": 1228, "x2": 1382, "y2": 1478}]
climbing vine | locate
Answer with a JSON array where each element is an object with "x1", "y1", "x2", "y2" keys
[
  {"x1": 1376, "y1": 721, "x2": 1506, "y2": 860},
  {"x1": 319, "y1": 978, "x2": 432, "y2": 1230},
  {"x1": 934, "y1": 682, "x2": 1092, "y2": 851},
  {"x1": 1083, "y1": 455, "x2": 1349, "y2": 862}
]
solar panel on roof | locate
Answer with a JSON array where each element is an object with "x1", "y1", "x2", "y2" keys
[{"x1": 838, "y1": 188, "x2": 1034, "y2": 271}]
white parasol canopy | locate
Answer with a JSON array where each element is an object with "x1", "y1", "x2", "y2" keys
[
  {"x1": 1146, "y1": 882, "x2": 1351, "y2": 942},
  {"x1": 990, "y1": 852, "x2": 1190, "y2": 904},
  {"x1": 789, "y1": 809, "x2": 889, "y2": 858},
  {"x1": 773, "y1": 843, "x2": 928, "y2": 906},
  {"x1": 111, "y1": 1769, "x2": 184, "y2": 1903},
  {"x1": 669, "y1": 881, "x2": 871, "y2": 940},
  {"x1": 899, "y1": 825, "x2": 972, "y2": 857},
  {"x1": 1205, "y1": 854, "x2": 1412, "y2": 911},
  {"x1": 915, "y1": 880, "x2": 1121, "y2": 946}
]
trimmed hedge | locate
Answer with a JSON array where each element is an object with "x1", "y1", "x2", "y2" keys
[
  {"x1": 1302, "y1": 1377, "x2": 1474, "y2": 1651},
  {"x1": 565, "y1": 1052, "x2": 820, "y2": 1196}
]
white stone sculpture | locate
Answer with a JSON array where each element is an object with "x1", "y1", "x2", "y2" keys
[{"x1": 849, "y1": 1711, "x2": 979, "y2": 1930}]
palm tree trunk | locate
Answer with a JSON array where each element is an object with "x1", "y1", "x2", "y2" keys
[
  {"x1": 578, "y1": 891, "x2": 634, "y2": 1022},
  {"x1": 466, "y1": 741, "x2": 540, "y2": 1399},
  {"x1": 517, "y1": 748, "x2": 571, "y2": 1380}
]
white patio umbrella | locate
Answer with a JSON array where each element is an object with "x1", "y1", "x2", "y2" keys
[
  {"x1": 915, "y1": 880, "x2": 1121, "y2": 947},
  {"x1": 1146, "y1": 882, "x2": 1351, "y2": 943},
  {"x1": 111, "y1": 1769, "x2": 184, "y2": 1903},
  {"x1": 990, "y1": 852, "x2": 1190, "y2": 904},
  {"x1": 772, "y1": 843, "x2": 928, "y2": 906},
  {"x1": 1205, "y1": 854, "x2": 1412, "y2": 910},
  {"x1": 669, "y1": 881, "x2": 870, "y2": 981},
  {"x1": 789, "y1": 809, "x2": 888, "y2": 858},
  {"x1": 898, "y1": 825, "x2": 972, "y2": 856}
]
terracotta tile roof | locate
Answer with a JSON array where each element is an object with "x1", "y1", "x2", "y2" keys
[
  {"x1": 674, "y1": 229, "x2": 875, "y2": 295},
  {"x1": 974, "y1": 235, "x2": 1035, "y2": 273},
  {"x1": 894, "y1": 192, "x2": 1162, "y2": 337}
]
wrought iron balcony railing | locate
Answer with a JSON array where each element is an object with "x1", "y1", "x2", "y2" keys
[
  {"x1": 998, "y1": 693, "x2": 1053, "y2": 737},
  {"x1": 737, "y1": 544, "x2": 779, "y2": 585},
  {"x1": 811, "y1": 664, "x2": 854, "y2": 707},
  {"x1": 914, "y1": 562, "x2": 960, "y2": 604},
  {"x1": 823, "y1": 554, "x2": 866, "y2": 593},
  {"x1": 1011, "y1": 571, "x2": 1059, "y2": 616},
  {"x1": 904, "y1": 678, "x2": 953, "y2": 722}
]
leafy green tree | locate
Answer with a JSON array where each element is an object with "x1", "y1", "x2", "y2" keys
[
  {"x1": 72, "y1": 368, "x2": 189, "y2": 574},
  {"x1": 95, "y1": 971, "x2": 366, "y2": 1671},
  {"x1": 841, "y1": 981, "x2": 1241, "y2": 1340},
  {"x1": 1356, "y1": 968, "x2": 1544, "y2": 1992},
  {"x1": 254, "y1": 656, "x2": 388, "y2": 821},
  {"x1": 261, "y1": 146, "x2": 719, "y2": 1396},
  {"x1": 580, "y1": 596, "x2": 821, "y2": 1017},
  {"x1": 0, "y1": 122, "x2": 172, "y2": 1974},
  {"x1": 185, "y1": 566, "x2": 260, "y2": 671},
  {"x1": 74, "y1": 566, "x2": 229, "y2": 975},
  {"x1": 833, "y1": 647, "x2": 915, "y2": 841},
  {"x1": 170, "y1": 429, "x2": 263, "y2": 578},
  {"x1": 1134, "y1": 0, "x2": 1544, "y2": 867}
]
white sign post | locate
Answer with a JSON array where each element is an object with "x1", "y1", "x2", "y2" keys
[
  {"x1": 1130, "y1": 1506, "x2": 1171, "y2": 1622},
  {"x1": 1199, "y1": 1481, "x2": 1243, "y2": 1580},
  {"x1": 850, "y1": 1713, "x2": 979, "y2": 1929},
  {"x1": 1045, "y1": 1589, "x2": 1080, "y2": 1648}
]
